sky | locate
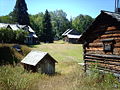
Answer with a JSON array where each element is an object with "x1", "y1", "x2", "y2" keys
[{"x1": 0, "y1": 0, "x2": 115, "y2": 19}]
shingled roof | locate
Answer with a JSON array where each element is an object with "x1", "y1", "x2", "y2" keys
[{"x1": 78, "y1": 10, "x2": 120, "y2": 44}]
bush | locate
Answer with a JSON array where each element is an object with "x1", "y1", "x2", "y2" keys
[
  {"x1": 0, "y1": 28, "x2": 28, "y2": 44},
  {"x1": 0, "y1": 44, "x2": 31, "y2": 65}
]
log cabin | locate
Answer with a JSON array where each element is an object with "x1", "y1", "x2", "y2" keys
[{"x1": 78, "y1": 10, "x2": 120, "y2": 74}]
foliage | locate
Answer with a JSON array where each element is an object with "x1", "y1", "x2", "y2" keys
[
  {"x1": 0, "y1": 28, "x2": 28, "y2": 44},
  {"x1": 0, "y1": 9, "x2": 94, "y2": 42},
  {"x1": 10, "y1": 0, "x2": 30, "y2": 25},
  {"x1": 50, "y1": 10, "x2": 71, "y2": 39},
  {"x1": 15, "y1": 30, "x2": 28, "y2": 44},
  {"x1": 0, "y1": 44, "x2": 30, "y2": 65},
  {"x1": 0, "y1": 15, "x2": 14, "y2": 24},
  {"x1": 72, "y1": 14, "x2": 94, "y2": 33},
  {"x1": 30, "y1": 13, "x2": 44, "y2": 39},
  {"x1": 41, "y1": 10, "x2": 54, "y2": 43},
  {"x1": 30, "y1": 10, "x2": 71, "y2": 40}
]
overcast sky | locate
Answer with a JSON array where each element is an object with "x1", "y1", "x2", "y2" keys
[{"x1": 0, "y1": 0, "x2": 115, "y2": 19}]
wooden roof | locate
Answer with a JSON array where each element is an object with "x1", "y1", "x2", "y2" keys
[
  {"x1": 78, "y1": 10, "x2": 120, "y2": 44},
  {"x1": 21, "y1": 50, "x2": 57, "y2": 66}
]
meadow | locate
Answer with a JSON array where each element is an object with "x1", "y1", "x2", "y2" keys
[{"x1": 0, "y1": 41, "x2": 120, "y2": 90}]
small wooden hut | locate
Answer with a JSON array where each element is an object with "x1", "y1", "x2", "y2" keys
[
  {"x1": 21, "y1": 50, "x2": 57, "y2": 75},
  {"x1": 78, "y1": 10, "x2": 120, "y2": 74}
]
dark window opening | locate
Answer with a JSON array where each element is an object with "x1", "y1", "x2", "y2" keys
[
  {"x1": 103, "y1": 44, "x2": 113, "y2": 52},
  {"x1": 101, "y1": 39, "x2": 115, "y2": 53}
]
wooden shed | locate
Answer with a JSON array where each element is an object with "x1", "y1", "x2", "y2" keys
[
  {"x1": 21, "y1": 50, "x2": 57, "y2": 75},
  {"x1": 78, "y1": 10, "x2": 120, "y2": 74}
]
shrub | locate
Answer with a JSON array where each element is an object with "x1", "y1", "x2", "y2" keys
[
  {"x1": 0, "y1": 28, "x2": 28, "y2": 44},
  {"x1": 0, "y1": 44, "x2": 31, "y2": 65}
]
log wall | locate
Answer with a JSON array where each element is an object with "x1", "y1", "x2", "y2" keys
[{"x1": 84, "y1": 26, "x2": 120, "y2": 73}]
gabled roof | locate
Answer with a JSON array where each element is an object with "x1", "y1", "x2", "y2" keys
[
  {"x1": 18, "y1": 25, "x2": 34, "y2": 33},
  {"x1": 0, "y1": 23, "x2": 9, "y2": 28},
  {"x1": 103, "y1": 11, "x2": 120, "y2": 21},
  {"x1": 9, "y1": 24, "x2": 20, "y2": 31},
  {"x1": 62, "y1": 29, "x2": 71, "y2": 36},
  {"x1": 21, "y1": 50, "x2": 57, "y2": 66},
  {"x1": 0, "y1": 23, "x2": 35, "y2": 33},
  {"x1": 27, "y1": 26, "x2": 35, "y2": 33},
  {"x1": 78, "y1": 10, "x2": 120, "y2": 44},
  {"x1": 62, "y1": 29, "x2": 80, "y2": 36}
]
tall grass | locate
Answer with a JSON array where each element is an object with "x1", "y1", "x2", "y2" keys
[
  {"x1": 29, "y1": 63, "x2": 120, "y2": 90},
  {"x1": 0, "y1": 65, "x2": 46, "y2": 90}
]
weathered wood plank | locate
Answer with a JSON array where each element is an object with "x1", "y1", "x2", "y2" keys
[
  {"x1": 93, "y1": 38, "x2": 120, "y2": 43},
  {"x1": 86, "y1": 63, "x2": 120, "y2": 72},
  {"x1": 85, "y1": 59, "x2": 120, "y2": 66},
  {"x1": 85, "y1": 56, "x2": 120, "y2": 62},
  {"x1": 86, "y1": 47, "x2": 102, "y2": 49},
  {"x1": 105, "y1": 30, "x2": 120, "y2": 34},
  {"x1": 85, "y1": 54, "x2": 120, "y2": 59},
  {"x1": 101, "y1": 34, "x2": 120, "y2": 38}
]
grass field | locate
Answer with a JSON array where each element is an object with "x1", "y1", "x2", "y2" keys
[
  {"x1": 0, "y1": 41, "x2": 120, "y2": 90},
  {"x1": 29, "y1": 41, "x2": 120, "y2": 90}
]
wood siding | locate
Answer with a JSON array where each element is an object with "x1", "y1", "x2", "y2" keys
[
  {"x1": 23, "y1": 55, "x2": 56, "y2": 75},
  {"x1": 84, "y1": 25, "x2": 120, "y2": 73}
]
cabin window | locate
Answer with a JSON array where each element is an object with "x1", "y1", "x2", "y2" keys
[
  {"x1": 101, "y1": 39, "x2": 115, "y2": 53},
  {"x1": 103, "y1": 43, "x2": 112, "y2": 52}
]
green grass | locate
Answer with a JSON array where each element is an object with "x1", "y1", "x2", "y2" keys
[{"x1": 32, "y1": 43, "x2": 83, "y2": 63}]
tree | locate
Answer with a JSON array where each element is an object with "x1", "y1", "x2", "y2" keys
[
  {"x1": 30, "y1": 13, "x2": 44, "y2": 39},
  {"x1": 50, "y1": 10, "x2": 70, "y2": 39},
  {"x1": 10, "y1": 0, "x2": 30, "y2": 25},
  {"x1": 0, "y1": 15, "x2": 14, "y2": 24},
  {"x1": 41, "y1": 10, "x2": 53, "y2": 43},
  {"x1": 72, "y1": 14, "x2": 94, "y2": 33},
  {"x1": 0, "y1": 28, "x2": 28, "y2": 44}
]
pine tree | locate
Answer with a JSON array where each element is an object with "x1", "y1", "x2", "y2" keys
[
  {"x1": 11, "y1": 0, "x2": 30, "y2": 25},
  {"x1": 42, "y1": 10, "x2": 53, "y2": 43}
]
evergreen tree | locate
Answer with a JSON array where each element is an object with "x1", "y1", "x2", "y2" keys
[
  {"x1": 42, "y1": 10, "x2": 53, "y2": 43},
  {"x1": 11, "y1": 0, "x2": 30, "y2": 25}
]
